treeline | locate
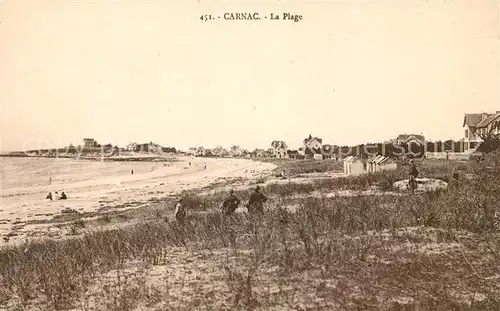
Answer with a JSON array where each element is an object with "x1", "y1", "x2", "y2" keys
[{"x1": 330, "y1": 140, "x2": 466, "y2": 159}]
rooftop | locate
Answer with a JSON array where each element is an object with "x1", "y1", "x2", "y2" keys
[{"x1": 476, "y1": 113, "x2": 500, "y2": 128}]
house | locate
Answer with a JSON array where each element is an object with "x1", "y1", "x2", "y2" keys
[
  {"x1": 287, "y1": 150, "x2": 304, "y2": 160},
  {"x1": 394, "y1": 134, "x2": 426, "y2": 146},
  {"x1": 322, "y1": 144, "x2": 334, "y2": 159},
  {"x1": 343, "y1": 156, "x2": 364, "y2": 176},
  {"x1": 196, "y1": 147, "x2": 207, "y2": 157},
  {"x1": 474, "y1": 111, "x2": 500, "y2": 139},
  {"x1": 127, "y1": 142, "x2": 138, "y2": 151},
  {"x1": 188, "y1": 147, "x2": 206, "y2": 157},
  {"x1": 463, "y1": 112, "x2": 500, "y2": 151},
  {"x1": 298, "y1": 147, "x2": 306, "y2": 157},
  {"x1": 303, "y1": 134, "x2": 323, "y2": 159},
  {"x1": 252, "y1": 149, "x2": 267, "y2": 158},
  {"x1": 366, "y1": 155, "x2": 397, "y2": 173},
  {"x1": 83, "y1": 138, "x2": 98, "y2": 149},
  {"x1": 147, "y1": 142, "x2": 162, "y2": 153},
  {"x1": 241, "y1": 149, "x2": 251, "y2": 158},
  {"x1": 135, "y1": 142, "x2": 162, "y2": 153},
  {"x1": 102, "y1": 143, "x2": 113, "y2": 152},
  {"x1": 271, "y1": 141, "x2": 288, "y2": 159}
]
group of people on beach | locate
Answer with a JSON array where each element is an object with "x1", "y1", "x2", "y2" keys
[
  {"x1": 46, "y1": 176, "x2": 68, "y2": 200},
  {"x1": 173, "y1": 185, "x2": 268, "y2": 224},
  {"x1": 46, "y1": 191, "x2": 67, "y2": 201}
]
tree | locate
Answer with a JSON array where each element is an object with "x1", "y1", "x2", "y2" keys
[{"x1": 477, "y1": 122, "x2": 500, "y2": 153}]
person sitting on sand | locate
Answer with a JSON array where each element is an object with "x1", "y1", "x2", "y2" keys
[
  {"x1": 408, "y1": 159, "x2": 419, "y2": 194},
  {"x1": 60, "y1": 192, "x2": 67, "y2": 200},
  {"x1": 46, "y1": 192, "x2": 53, "y2": 201},
  {"x1": 247, "y1": 186, "x2": 268, "y2": 215},
  {"x1": 54, "y1": 191, "x2": 60, "y2": 200},
  {"x1": 174, "y1": 198, "x2": 186, "y2": 225},
  {"x1": 221, "y1": 189, "x2": 241, "y2": 216},
  {"x1": 281, "y1": 169, "x2": 287, "y2": 179}
]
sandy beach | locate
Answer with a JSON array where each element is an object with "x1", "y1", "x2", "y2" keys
[{"x1": 0, "y1": 156, "x2": 276, "y2": 239}]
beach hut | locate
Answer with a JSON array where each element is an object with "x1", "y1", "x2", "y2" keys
[
  {"x1": 343, "y1": 156, "x2": 353, "y2": 175},
  {"x1": 343, "y1": 156, "x2": 365, "y2": 176},
  {"x1": 366, "y1": 155, "x2": 381, "y2": 173},
  {"x1": 375, "y1": 156, "x2": 398, "y2": 172}
]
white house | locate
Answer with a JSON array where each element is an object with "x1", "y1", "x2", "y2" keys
[
  {"x1": 196, "y1": 147, "x2": 207, "y2": 157},
  {"x1": 127, "y1": 142, "x2": 138, "y2": 151},
  {"x1": 463, "y1": 112, "x2": 500, "y2": 151},
  {"x1": 271, "y1": 141, "x2": 288, "y2": 158},
  {"x1": 343, "y1": 156, "x2": 365, "y2": 176},
  {"x1": 83, "y1": 138, "x2": 98, "y2": 149}
]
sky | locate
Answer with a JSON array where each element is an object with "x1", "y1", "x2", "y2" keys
[{"x1": 1, "y1": 0, "x2": 499, "y2": 152}]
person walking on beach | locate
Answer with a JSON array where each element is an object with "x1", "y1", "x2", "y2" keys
[
  {"x1": 408, "y1": 159, "x2": 419, "y2": 194},
  {"x1": 48, "y1": 177, "x2": 52, "y2": 185},
  {"x1": 247, "y1": 186, "x2": 268, "y2": 216},
  {"x1": 221, "y1": 189, "x2": 241, "y2": 216},
  {"x1": 174, "y1": 198, "x2": 186, "y2": 225}
]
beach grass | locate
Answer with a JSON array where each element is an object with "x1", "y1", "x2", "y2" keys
[{"x1": 0, "y1": 154, "x2": 499, "y2": 310}]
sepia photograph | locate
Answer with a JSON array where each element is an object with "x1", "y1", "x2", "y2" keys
[{"x1": 0, "y1": 0, "x2": 499, "y2": 310}]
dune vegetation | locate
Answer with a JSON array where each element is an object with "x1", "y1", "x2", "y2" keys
[{"x1": 0, "y1": 154, "x2": 499, "y2": 310}]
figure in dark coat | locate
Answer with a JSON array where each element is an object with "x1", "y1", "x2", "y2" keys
[
  {"x1": 221, "y1": 189, "x2": 241, "y2": 216},
  {"x1": 247, "y1": 186, "x2": 267, "y2": 215},
  {"x1": 408, "y1": 160, "x2": 419, "y2": 194}
]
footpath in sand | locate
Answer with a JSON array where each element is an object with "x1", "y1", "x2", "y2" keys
[{"x1": 0, "y1": 156, "x2": 276, "y2": 241}]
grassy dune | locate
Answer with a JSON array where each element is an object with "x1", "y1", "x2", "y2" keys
[{"x1": 0, "y1": 155, "x2": 499, "y2": 310}]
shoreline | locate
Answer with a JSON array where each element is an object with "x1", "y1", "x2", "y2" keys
[
  {"x1": 0, "y1": 153, "x2": 264, "y2": 163},
  {"x1": 0, "y1": 153, "x2": 179, "y2": 162},
  {"x1": 0, "y1": 156, "x2": 278, "y2": 244}
]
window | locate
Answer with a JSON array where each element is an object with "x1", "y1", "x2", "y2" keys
[{"x1": 465, "y1": 129, "x2": 469, "y2": 138}]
